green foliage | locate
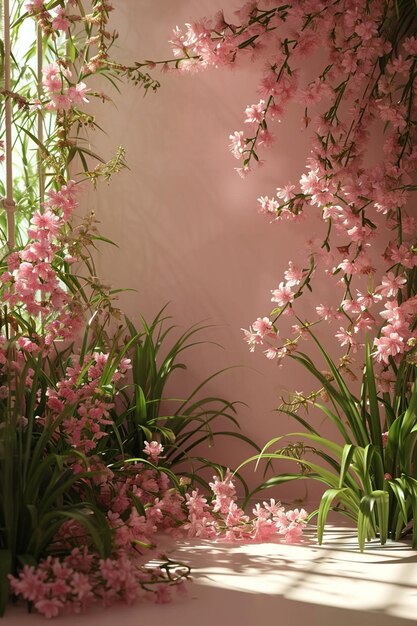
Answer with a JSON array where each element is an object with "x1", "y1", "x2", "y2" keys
[
  {"x1": 106, "y1": 307, "x2": 259, "y2": 487},
  {"x1": 238, "y1": 334, "x2": 417, "y2": 551},
  {"x1": 0, "y1": 343, "x2": 117, "y2": 615}
]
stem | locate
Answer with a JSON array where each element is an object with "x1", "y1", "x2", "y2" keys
[{"x1": 2, "y1": 0, "x2": 15, "y2": 251}]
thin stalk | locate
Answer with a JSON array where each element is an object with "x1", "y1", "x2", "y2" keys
[
  {"x1": 37, "y1": 24, "x2": 44, "y2": 203},
  {"x1": 2, "y1": 0, "x2": 15, "y2": 250}
]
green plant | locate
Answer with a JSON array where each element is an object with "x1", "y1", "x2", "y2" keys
[
  {"x1": 108, "y1": 307, "x2": 260, "y2": 493},
  {"x1": 238, "y1": 333, "x2": 417, "y2": 551},
  {"x1": 0, "y1": 335, "x2": 121, "y2": 615}
]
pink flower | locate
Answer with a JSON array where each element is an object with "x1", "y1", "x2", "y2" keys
[
  {"x1": 257, "y1": 195, "x2": 279, "y2": 215},
  {"x1": 252, "y1": 316, "x2": 274, "y2": 338},
  {"x1": 143, "y1": 441, "x2": 164, "y2": 462},
  {"x1": 229, "y1": 131, "x2": 245, "y2": 159},
  {"x1": 242, "y1": 327, "x2": 264, "y2": 351},
  {"x1": 42, "y1": 63, "x2": 62, "y2": 93},
  {"x1": 67, "y1": 82, "x2": 90, "y2": 106},
  {"x1": 284, "y1": 261, "x2": 303, "y2": 286},
  {"x1": 335, "y1": 327, "x2": 353, "y2": 348},
  {"x1": 25, "y1": 0, "x2": 44, "y2": 14},
  {"x1": 286, "y1": 508, "x2": 308, "y2": 522},
  {"x1": 244, "y1": 100, "x2": 265, "y2": 124},
  {"x1": 276, "y1": 184, "x2": 296, "y2": 202},
  {"x1": 354, "y1": 312, "x2": 377, "y2": 333},
  {"x1": 264, "y1": 346, "x2": 278, "y2": 359},
  {"x1": 341, "y1": 299, "x2": 362, "y2": 315},
  {"x1": 355, "y1": 20, "x2": 378, "y2": 41},
  {"x1": 48, "y1": 92, "x2": 72, "y2": 111},
  {"x1": 323, "y1": 205, "x2": 343, "y2": 220},
  {"x1": 403, "y1": 36, "x2": 417, "y2": 55},
  {"x1": 386, "y1": 55, "x2": 413, "y2": 76},
  {"x1": 316, "y1": 304, "x2": 340, "y2": 321},
  {"x1": 284, "y1": 524, "x2": 304, "y2": 543},
  {"x1": 376, "y1": 272, "x2": 407, "y2": 298},
  {"x1": 34, "y1": 598, "x2": 64, "y2": 619},
  {"x1": 271, "y1": 282, "x2": 295, "y2": 307},
  {"x1": 258, "y1": 128, "x2": 274, "y2": 147},
  {"x1": 300, "y1": 78, "x2": 333, "y2": 106},
  {"x1": 52, "y1": 6, "x2": 70, "y2": 31},
  {"x1": 374, "y1": 332, "x2": 404, "y2": 363}
]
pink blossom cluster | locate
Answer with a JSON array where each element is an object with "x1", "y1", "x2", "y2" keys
[
  {"x1": 9, "y1": 547, "x2": 187, "y2": 618},
  {"x1": 9, "y1": 444, "x2": 307, "y2": 617},
  {"x1": 42, "y1": 62, "x2": 89, "y2": 111},
  {"x1": 1, "y1": 181, "x2": 83, "y2": 348},
  {"x1": 168, "y1": 1, "x2": 417, "y2": 376},
  {"x1": 169, "y1": 17, "x2": 240, "y2": 72},
  {"x1": 185, "y1": 469, "x2": 307, "y2": 543},
  {"x1": 25, "y1": 0, "x2": 77, "y2": 35},
  {"x1": 45, "y1": 352, "x2": 131, "y2": 452},
  {"x1": 8, "y1": 442, "x2": 187, "y2": 618}
]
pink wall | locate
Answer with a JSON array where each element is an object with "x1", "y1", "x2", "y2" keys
[{"x1": 83, "y1": 1, "x2": 359, "y2": 500}]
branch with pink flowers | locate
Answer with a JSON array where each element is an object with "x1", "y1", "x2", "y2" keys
[{"x1": 162, "y1": 0, "x2": 417, "y2": 385}]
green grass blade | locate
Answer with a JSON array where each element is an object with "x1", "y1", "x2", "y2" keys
[
  {"x1": 317, "y1": 488, "x2": 348, "y2": 544},
  {"x1": 364, "y1": 338, "x2": 382, "y2": 446},
  {"x1": 339, "y1": 444, "x2": 355, "y2": 489},
  {"x1": 0, "y1": 550, "x2": 12, "y2": 617}
]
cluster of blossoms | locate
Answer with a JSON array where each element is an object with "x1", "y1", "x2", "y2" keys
[
  {"x1": 41, "y1": 62, "x2": 89, "y2": 112},
  {"x1": 25, "y1": 0, "x2": 76, "y2": 34},
  {"x1": 9, "y1": 442, "x2": 307, "y2": 618},
  {"x1": 27, "y1": 0, "x2": 116, "y2": 76},
  {"x1": 9, "y1": 548, "x2": 188, "y2": 618},
  {"x1": 45, "y1": 351, "x2": 132, "y2": 452},
  {"x1": 0, "y1": 180, "x2": 84, "y2": 348},
  {"x1": 168, "y1": 0, "x2": 417, "y2": 384},
  {"x1": 8, "y1": 444, "x2": 188, "y2": 618},
  {"x1": 185, "y1": 468, "x2": 307, "y2": 543}
]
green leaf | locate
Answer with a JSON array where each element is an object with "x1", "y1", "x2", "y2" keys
[
  {"x1": 317, "y1": 488, "x2": 348, "y2": 544},
  {"x1": 0, "y1": 550, "x2": 12, "y2": 617},
  {"x1": 244, "y1": 475, "x2": 302, "y2": 507},
  {"x1": 339, "y1": 444, "x2": 355, "y2": 489},
  {"x1": 388, "y1": 479, "x2": 408, "y2": 528},
  {"x1": 374, "y1": 491, "x2": 389, "y2": 546},
  {"x1": 358, "y1": 497, "x2": 374, "y2": 552},
  {"x1": 364, "y1": 337, "x2": 382, "y2": 447}
]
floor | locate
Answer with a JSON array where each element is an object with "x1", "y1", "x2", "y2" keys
[{"x1": 3, "y1": 525, "x2": 417, "y2": 625}]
